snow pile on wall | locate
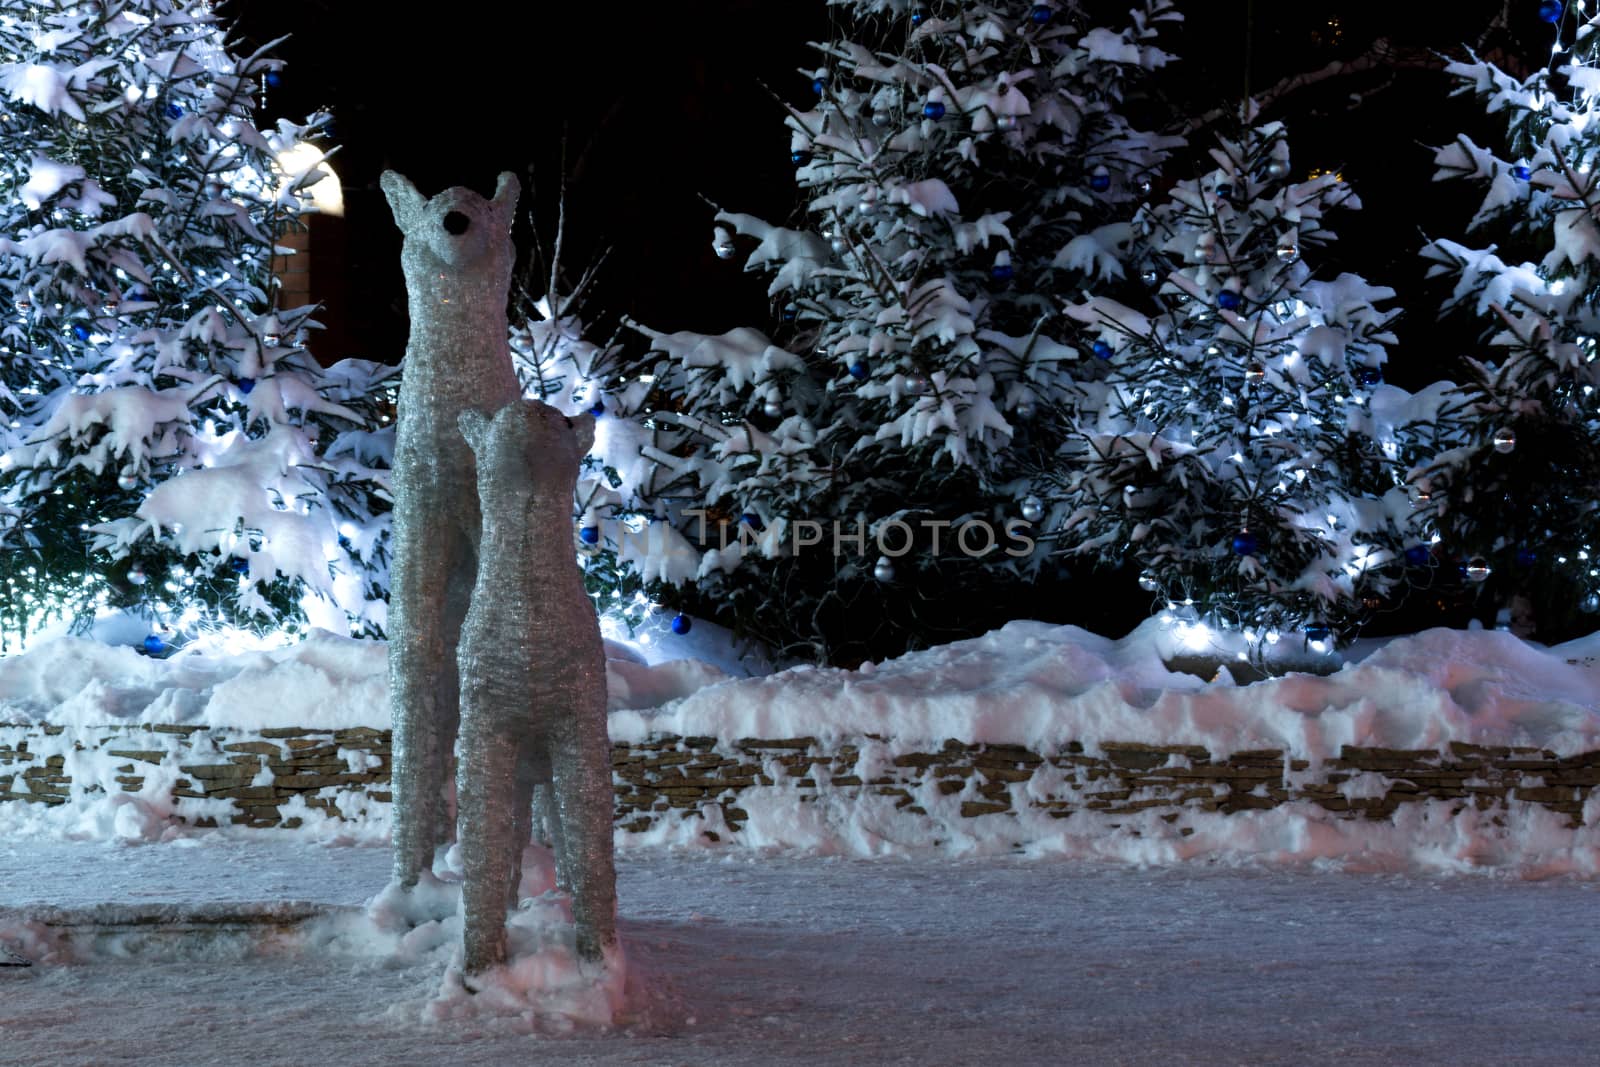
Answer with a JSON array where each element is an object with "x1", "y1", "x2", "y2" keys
[
  {"x1": 0, "y1": 630, "x2": 726, "y2": 730},
  {"x1": 615, "y1": 620, "x2": 1600, "y2": 761}
]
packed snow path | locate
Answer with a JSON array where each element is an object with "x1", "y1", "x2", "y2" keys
[{"x1": 2, "y1": 839, "x2": 1597, "y2": 1066}]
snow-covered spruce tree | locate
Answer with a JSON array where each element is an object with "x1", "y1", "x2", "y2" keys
[
  {"x1": 603, "y1": 0, "x2": 1182, "y2": 663},
  {"x1": 0, "y1": 0, "x2": 392, "y2": 650},
  {"x1": 1405, "y1": 13, "x2": 1600, "y2": 641},
  {"x1": 1028, "y1": 119, "x2": 1407, "y2": 657}
]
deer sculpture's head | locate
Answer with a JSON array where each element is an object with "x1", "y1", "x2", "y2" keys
[
  {"x1": 381, "y1": 170, "x2": 520, "y2": 320},
  {"x1": 458, "y1": 399, "x2": 596, "y2": 513}
]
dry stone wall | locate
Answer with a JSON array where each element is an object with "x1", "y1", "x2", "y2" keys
[{"x1": 2, "y1": 723, "x2": 1596, "y2": 835}]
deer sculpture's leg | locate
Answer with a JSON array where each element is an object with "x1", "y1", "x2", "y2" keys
[
  {"x1": 552, "y1": 688, "x2": 617, "y2": 962},
  {"x1": 389, "y1": 521, "x2": 474, "y2": 889},
  {"x1": 457, "y1": 695, "x2": 518, "y2": 975}
]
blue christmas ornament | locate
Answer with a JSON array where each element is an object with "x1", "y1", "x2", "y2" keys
[
  {"x1": 1231, "y1": 530, "x2": 1258, "y2": 556},
  {"x1": 812, "y1": 75, "x2": 827, "y2": 95},
  {"x1": 142, "y1": 634, "x2": 166, "y2": 655},
  {"x1": 164, "y1": 102, "x2": 183, "y2": 120},
  {"x1": 1512, "y1": 164, "x2": 1532, "y2": 181},
  {"x1": 848, "y1": 360, "x2": 870, "y2": 380},
  {"x1": 1404, "y1": 545, "x2": 1431, "y2": 567},
  {"x1": 1029, "y1": 4, "x2": 1053, "y2": 23},
  {"x1": 740, "y1": 513, "x2": 764, "y2": 530},
  {"x1": 264, "y1": 69, "x2": 282, "y2": 88},
  {"x1": 589, "y1": 397, "x2": 605, "y2": 417},
  {"x1": 791, "y1": 149, "x2": 813, "y2": 166},
  {"x1": 1088, "y1": 170, "x2": 1111, "y2": 192},
  {"x1": 1516, "y1": 547, "x2": 1538, "y2": 568},
  {"x1": 229, "y1": 557, "x2": 250, "y2": 576},
  {"x1": 338, "y1": 534, "x2": 354, "y2": 551},
  {"x1": 991, "y1": 262, "x2": 1014, "y2": 282},
  {"x1": 1215, "y1": 183, "x2": 1233, "y2": 200},
  {"x1": 923, "y1": 100, "x2": 946, "y2": 119},
  {"x1": 236, "y1": 377, "x2": 256, "y2": 394},
  {"x1": 1355, "y1": 367, "x2": 1383, "y2": 387},
  {"x1": 1304, "y1": 623, "x2": 1333, "y2": 643},
  {"x1": 781, "y1": 305, "x2": 797, "y2": 322},
  {"x1": 579, "y1": 525, "x2": 600, "y2": 545},
  {"x1": 1540, "y1": 1, "x2": 1564, "y2": 24},
  {"x1": 671, "y1": 614, "x2": 693, "y2": 635},
  {"x1": 1092, "y1": 340, "x2": 1113, "y2": 360},
  {"x1": 910, "y1": 7, "x2": 928, "y2": 25},
  {"x1": 1218, "y1": 291, "x2": 1243, "y2": 311},
  {"x1": 71, "y1": 323, "x2": 90, "y2": 341}
]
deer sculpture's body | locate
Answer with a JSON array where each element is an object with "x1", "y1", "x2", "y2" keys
[
  {"x1": 382, "y1": 170, "x2": 522, "y2": 889},
  {"x1": 456, "y1": 400, "x2": 615, "y2": 972}
]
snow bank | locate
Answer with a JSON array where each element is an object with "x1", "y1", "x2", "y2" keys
[
  {"x1": 614, "y1": 619, "x2": 1600, "y2": 761},
  {"x1": 0, "y1": 630, "x2": 726, "y2": 729},
  {"x1": 626, "y1": 776, "x2": 1600, "y2": 878}
]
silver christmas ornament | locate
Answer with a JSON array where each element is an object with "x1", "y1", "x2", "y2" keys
[
  {"x1": 762, "y1": 398, "x2": 783, "y2": 418},
  {"x1": 1015, "y1": 399, "x2": 1037, "y2": 420},
  {"x1": 456, "y1": 400, "x2": 616, "y2": 973},
  {"x1": 1492, "y1": 427, "x2": 1516, "y2": 454},
  {"x1": 116, "y1": 469, "x2": 138, "y2": 492},
  {"x1": 13, "y1": 294, "x2": 30, "y2": 313},
  {"x1": 127, "y1": 564, "x2": 146, "y2": 585},
  {"x1": 1137, "y1": 570, "x2": 1160, "y2": 592},
  {"x1": 1276, "y1": 242, "x2": 1299, "y2": 262},
  {"x1": 873, "y1": 556, "x2": 896, "y2": 582},
  {"x1": 712, "y1": 237, "x2": 735, "y2": 259},
  {"x1": 995, "y1": 114, "x2": 1017, "y2": 130},
  {"x1": 1020, "y1": 494, "x2": 1045, "y2": 523},
  {"x1": 1464, "y1": 556, "x2": 1492, "y2": 583},
  {"x1": 1267, "y1": 159, "x2": 1289, "y2": 178},
  {"x1": 830, "y1": 236, "x2": 849, "y2": 254},
  {"x1": 381, "y1": 169, "x2": 524, "y2": 892},
  {"x1": 101, "y1": 300, "x2": 118, "y2": 316},
  {"x1": 1244, "y1": 361, "x2": 1265, "y2": 382},
  {"x1": 261, "y1": 332, "x2": 281, "y2": 347},
  {"x1": 1583, "y1": 592, "x2": 1600, "y2": 614}
]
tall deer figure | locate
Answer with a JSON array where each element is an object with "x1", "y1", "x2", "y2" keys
[
  {"x1": 456, "y1": 399, "x2": 615, "y2": 972},
  {"x1": 382, "y1": 170, "x2": 522, "y2": 889}
]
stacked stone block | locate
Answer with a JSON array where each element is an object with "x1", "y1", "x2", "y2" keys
[{"x1": 2, "y1": 724, "x2": 1596, "y2": 834}]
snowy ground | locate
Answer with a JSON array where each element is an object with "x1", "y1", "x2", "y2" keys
[{"x1": 3, "y1": 836, "x2": 1599, "y2": 1066}]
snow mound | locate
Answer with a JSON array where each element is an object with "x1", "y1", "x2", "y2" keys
[
  {"x1": 0, "y1": 629, "x2": 727, "y2": 729},
  {"x1": 615, "y1": 620, "x2": 1600, "y2": 760}
]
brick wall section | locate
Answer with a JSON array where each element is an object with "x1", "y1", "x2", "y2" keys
[{"x1": 2, "y1": 724, "x2": 1596, "y2": 833}]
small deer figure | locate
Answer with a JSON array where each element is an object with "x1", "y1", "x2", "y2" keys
[
  {"x1": 382, "y1": 170, "x2": 524, "y2": 890},
  {"x1": 455, "y1": 399, "x2": 615, "y2": 973}
]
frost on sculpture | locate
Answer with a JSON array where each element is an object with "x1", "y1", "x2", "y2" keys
[
  {"x1": 382, "y1": 170, "x2": 522, "y2": 888},
  {"x1": 457, "y1": 400, "x2": 615, "y2": 971}
]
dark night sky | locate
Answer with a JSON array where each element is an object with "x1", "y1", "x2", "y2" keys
[{"x1": 224, "y1": 1, "x2": 1556, "y2": 384}]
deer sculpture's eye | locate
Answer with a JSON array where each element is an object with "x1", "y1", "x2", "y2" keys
[{"x1": 443, "y1": 211, "x2": 470, "y2": 236}]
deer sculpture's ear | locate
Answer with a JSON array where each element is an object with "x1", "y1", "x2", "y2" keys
[
  {"x1": 571, "y1": 412, "x2": 596, "y2": 456},
  {"x1": 381, "y1": 170, "x2": 425, "y2": 233},
  {"x1": 457, "y1": 407, "x2": 491, "y2": 452},
  {"x1": 491, "y1": 171, "x2": 520, "y2": 224}
]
